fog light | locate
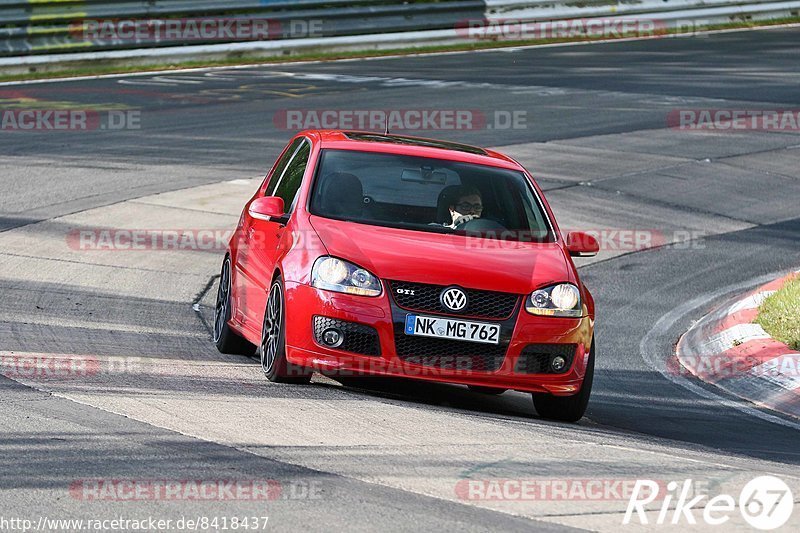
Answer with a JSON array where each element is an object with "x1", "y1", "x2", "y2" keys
[
  {"x1": 322, "y1": 328, "x2": 344, "y2": 348},
  {"x1": 551, "y1": 355, "x2": 567, "y2": 372}
]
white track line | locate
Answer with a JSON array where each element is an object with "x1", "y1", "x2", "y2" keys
[
  {"x1": 726, "y1": 291, "x2": 776, "y2": 314},
  {"x1": 2, "y1": 23, "x2": 799, "y2": 87},
  {"x1": 640, "y1": 271, "x2": 800, "y2": 431}
]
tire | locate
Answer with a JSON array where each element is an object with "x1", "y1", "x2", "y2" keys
[
  {"x1": 260, "y1": 277, "x2": 312, "y2": 384},
  {"x1": 213, "y1": 257, "x2": 256, "y2": 356},
  {"x1": 532, "y1": 340, "x2": 594, "y2": 423},
  {"x1": 468, "y1": 386, "x2": 507, "y2": 395}
]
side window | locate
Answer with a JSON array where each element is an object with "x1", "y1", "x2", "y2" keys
[
  {"x1": 272, "y1": 139, "x2": 311, "y2": 214},
  {"x1": 265, "y1": 138, "x2": 303, "y2": 195}
]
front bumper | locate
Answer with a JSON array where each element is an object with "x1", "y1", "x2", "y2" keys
[{"x1": 283, "y1": 281, "x2": 594, "y2": 395}]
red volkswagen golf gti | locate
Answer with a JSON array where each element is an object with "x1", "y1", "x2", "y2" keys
[{"x1": 214, "y1": 130, "x2": 599, "y2": 421}]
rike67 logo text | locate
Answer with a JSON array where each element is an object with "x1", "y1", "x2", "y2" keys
[{"x1": 624, "y1": 476, "x2": 793, "y2": 530}]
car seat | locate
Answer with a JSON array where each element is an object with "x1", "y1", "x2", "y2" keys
[
  {"x1": 318, "y1": 172, "x2": 364, "y2": 218},
  {"x1": 435, "y1": 185, "x2": 463, "y2": 224}
]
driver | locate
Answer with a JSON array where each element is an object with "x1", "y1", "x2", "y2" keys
[{"x1": 447, "y1": 186, "x2": 483, "y2": 228}]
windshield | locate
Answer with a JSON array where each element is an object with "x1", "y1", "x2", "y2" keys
[{"x1": 309, "y1": 149, "x2": 555, "y2": 242}]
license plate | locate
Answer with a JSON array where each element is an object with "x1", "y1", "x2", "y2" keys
[{"x1": 404, "y1": 314, "x2": 500, "y2": 345}]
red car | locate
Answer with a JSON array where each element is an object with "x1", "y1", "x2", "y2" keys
[{"x1": 214, "y1": 130, "x2": 599, "y2": 422}]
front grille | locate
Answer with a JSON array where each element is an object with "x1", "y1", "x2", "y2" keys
[
  {"x1": 388, "y1": 280, "x2": 518, "y2": 319},
  {"x1": 313, "y1": 316, "x2": 381, "y2": 356},
  {"x1": 394, "y1": 333, "x2": 507, "y2": 372},
  {"x1": 515, "y1": 344, "x2": 577, "y2": 374}
]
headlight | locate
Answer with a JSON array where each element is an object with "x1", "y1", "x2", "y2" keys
[
  {"x1": 525, "y1": 283, "x2": 582, "y2": 317},
  {"x1": 311, "y1": 257, "x2": 382, "y2": 297}
]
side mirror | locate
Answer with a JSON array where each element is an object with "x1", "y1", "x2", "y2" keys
[
  {"x1": 249, "y1": 196, "x2": 285, "y2": 221},
  {"x1": 566, "y1": 231, "x2": 599, "y2": 258}
]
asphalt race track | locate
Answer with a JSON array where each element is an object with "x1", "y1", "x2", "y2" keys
[{"x1": 1, "y1": 26, "x2": 800, "y2": 531}]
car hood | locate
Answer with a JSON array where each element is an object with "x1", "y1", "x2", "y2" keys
[{"x1": 308, "y1": 216, "x2": 574, "y2": 294}]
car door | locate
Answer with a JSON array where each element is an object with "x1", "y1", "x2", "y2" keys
[
  {"x1": 234, "y1": 137, "x2": 303, "y2": 330},
  {"x1": 239, "y1": 137, "x2": 312, "y2": 330}
]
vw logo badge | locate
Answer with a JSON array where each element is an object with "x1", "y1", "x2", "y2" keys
[{"x1": 440, "y1": 286, "x2": 468, "y2": 312}]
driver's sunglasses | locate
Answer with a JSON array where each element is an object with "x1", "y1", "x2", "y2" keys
[{"x1": 456, "y1": 202, "x2": 483, "y2": 211}]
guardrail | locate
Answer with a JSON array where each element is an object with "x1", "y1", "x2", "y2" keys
[
  {"x1": 1, "y1": 0, "x2": 798, "y2": 58},
  {"x1": 0, "y1": 0, "x2": 486, "y2": 57},
  {"x1": 485, "y1": 0, "x2": 800, "y2": 23}
]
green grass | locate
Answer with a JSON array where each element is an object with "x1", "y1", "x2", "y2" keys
[
  {"x1": 1, "y1": 16, "x2": 799, "y2": 83},
  {"x1": 756, "y1": 275, "x2": 800, "y2": 350}
]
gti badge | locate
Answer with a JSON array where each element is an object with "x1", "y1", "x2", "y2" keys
[{"x1": 440, "y1": 286, "x2": 468, "y2": 312}]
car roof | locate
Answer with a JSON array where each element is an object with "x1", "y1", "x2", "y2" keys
[{"x1": 305, "y1": 130, "x2": 524, "y2": 170}]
